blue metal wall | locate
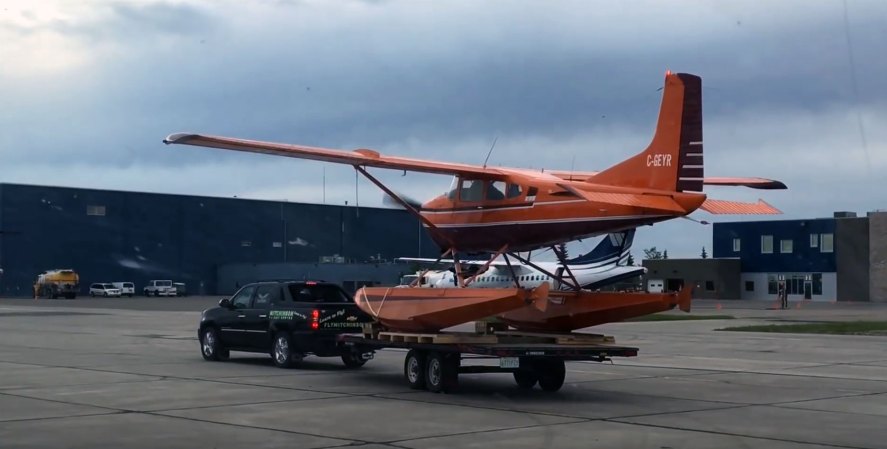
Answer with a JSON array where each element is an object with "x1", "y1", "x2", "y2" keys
[
  {"x1": 0, "y1": 183, "x2": 438, "y2": 296},
  {"x1": 712, "y1": 218, "x2": 837, "y2": 273}
]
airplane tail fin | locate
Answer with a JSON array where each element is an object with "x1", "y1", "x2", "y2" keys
[
  {"x1": 566, "y1": 229, "x2": 635, "y2": 266},
  {"x1": 590, "y1": 72, "x2": 703, "y2": 193}
]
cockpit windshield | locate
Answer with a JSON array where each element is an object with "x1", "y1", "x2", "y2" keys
[{"x1": 446, "y1": 176, "x2": 524, "y2": 202}]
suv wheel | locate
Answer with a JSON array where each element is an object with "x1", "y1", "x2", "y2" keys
[
  {"x1": 200, "y1": 327, "x2": 229, "y2": 361},
  {"x1": 272, "y1": 332, "x2": 300, "y2": 368}
]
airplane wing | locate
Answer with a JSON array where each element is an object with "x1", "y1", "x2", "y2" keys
[
  {"x1": 164, "y1": 133, "x2": 506, "y2": 179},
  {"x1": 548, "y1": 171, "x2": 786, "y2": 190},
  {"x1": 397, "y1": 257, "x2": 513, "y2": 268}
]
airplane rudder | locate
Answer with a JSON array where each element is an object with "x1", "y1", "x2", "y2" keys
[{"x1": 674, "y1": 73, "x2": 703, "y2": 193}]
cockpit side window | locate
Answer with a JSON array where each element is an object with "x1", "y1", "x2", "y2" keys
[
  {"x1": 486, "y1": 181, "x2": 506, "y2": 200},
  {"x1": 506, "y1": 183, "x2": 523, "y2": 199},
  {"x1": 460, "y1": 179, "x2": 485, "y2": 202}
]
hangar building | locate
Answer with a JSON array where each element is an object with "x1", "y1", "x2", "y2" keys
[
  {"x1": 643, "y1": 211, "x2": 886, "y2": 302},
  {"x1": 712, "y1": 211, "x2": 886, "y2": 302},
  {"x1": 0, "y1": 183, "x2": 438, "y2": 297}
]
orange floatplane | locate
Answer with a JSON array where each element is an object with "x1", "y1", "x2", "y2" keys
[
  {"x1": 164, "y1": 71, "x2": 785, "y2": 332},
  {"x1": 498, "y1": 287, "x2": 692, "y2": 333}
]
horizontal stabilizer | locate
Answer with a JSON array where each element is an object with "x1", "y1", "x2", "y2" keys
[
  {"x1": 702, "y1": 177, "x2": 787, "y2": 190},
  {"x1": 700, "y1": 198, "x2": 781, "y2": 215}
]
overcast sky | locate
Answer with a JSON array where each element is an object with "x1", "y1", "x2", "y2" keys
[{"x1": 2, "y1": 0, "x2": 885, "y2": 259}]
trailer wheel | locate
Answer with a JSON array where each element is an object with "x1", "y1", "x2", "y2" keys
[
  {"x1": 426, "y1": 352, "x2": 459, "y2": 393},
  {"x1": 404, "y1": 350, "x2": 426, "y2": 390},
  {"x1": 537, "y1": 359, "x2": 566, "y2": 392},
  {"x1": 513, "y1": 369, "x2": 538, "y2": 389}
]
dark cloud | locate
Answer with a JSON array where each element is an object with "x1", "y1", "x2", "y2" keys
[{"x1": 2, "y1": 0, "x2": 886, "y2": 257}]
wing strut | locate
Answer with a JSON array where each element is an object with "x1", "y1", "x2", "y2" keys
[
  {"x1": 551, "y1": 245, "x2": 581, "y2": 291},
  {"x1": 507, "y1": 252, "x2": 581, "y2": 291},
  {"x1": 463, "y1": 245, "x2": 509, "y2": 287},
  {"x1": 354, "y1": 166, "x2": 453, "y2": 247}
]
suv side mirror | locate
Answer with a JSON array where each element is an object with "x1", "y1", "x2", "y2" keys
[{"x1": 219, "y1": 298, "x2": 232, "y2": 308}]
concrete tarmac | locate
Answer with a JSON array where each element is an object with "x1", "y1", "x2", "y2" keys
[{"x1": 1, "y1": 297, "x2": 886, "y2": 448}]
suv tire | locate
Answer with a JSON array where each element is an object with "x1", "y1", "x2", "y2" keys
[
  {"x1": 200, "y1": 327, "x2": 229, "y2": 361},
  {"x1": 272, "y1": 332, "x2": 300, "y2": 368}
]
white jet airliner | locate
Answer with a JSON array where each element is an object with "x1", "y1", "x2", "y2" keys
[{"x1": 400, "y1": 229, "x2": 644, "y2": 290}]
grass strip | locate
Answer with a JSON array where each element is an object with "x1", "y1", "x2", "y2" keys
[
  {"x1": 719, "y1": 321, "x2": 887, "y2": 335},
  {"x1": 625, "y1": 314, "x2": 735, "y2": 322}
]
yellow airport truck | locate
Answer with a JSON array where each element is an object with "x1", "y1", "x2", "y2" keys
[{"x1": 34, "y1": 269, "x2": 80, "y2": 299}]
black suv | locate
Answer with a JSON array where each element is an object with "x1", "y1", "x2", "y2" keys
[{"x1": 198, "y1": 281, "x2": 375, "y2": 368}]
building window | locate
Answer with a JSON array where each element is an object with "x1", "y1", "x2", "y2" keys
[
  {"x1": 86, "y1": 205, "x2": 106, "y2": 216},
  {"x1": 241, "y1": 240, "x2": 252, "y2": 247},
  {"x1": 745, "y1": 281, "x2": 755, "y2": 292},
  {"x1": 761, "y1": 235, "x2": 773, "y2": 254},
  {"x1": 732, "y1": 238, "x2": 740, "y2": 252},
  {"x1": 767, "y1": 275, "x2": 777, "y2": 294},
  {"x1": 812, "y1": 273, "x2": 822, "y2": 295},
  {"x1": 705, "y1": 281, "x2": 715, "y2": 291},
  {"x1": 820, "y1": 233, "x2": 834, "y2": 253},
  {"x1": 810, "y1": 234, "x2": 819, "y2": 248},
  {"x1": 780, "y1": 239, "x2": 793, "y2": 253}
]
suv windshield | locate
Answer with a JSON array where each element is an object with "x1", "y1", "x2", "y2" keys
[
  {"x1": 287, "y1": 283, "x2": 352, "y2": 303},
  {"x1": 157, "y1": 281, "x2": 172, "y2": 287},
  {"x1": 102, "y1": 284, "x2": 114, "y2": 288}
]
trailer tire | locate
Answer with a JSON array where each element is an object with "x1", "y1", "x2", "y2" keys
[
  {"x1": 425, "y1": 352, "x2": 459, "y2": 393},
  {"x1": 537, "y1": 359, "x2": 566, "y2": 392},
  {"x1": 404, "y1": 350, "x2": 426, "y2": 390},
  {"x1": 513, "y1": 369, "x2": 538, "y2": 389}
]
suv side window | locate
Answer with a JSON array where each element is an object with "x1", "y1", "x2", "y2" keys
[
  {"x1": 253, "y1": 284, "x2": 279, "y2": 308},
  {"x1": 230, "y1": 285, "x2": 256, "y2": 309}
]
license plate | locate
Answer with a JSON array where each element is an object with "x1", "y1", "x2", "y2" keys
[{"x1": 499, "y1": 357, "x2": 519, "y2": 368}]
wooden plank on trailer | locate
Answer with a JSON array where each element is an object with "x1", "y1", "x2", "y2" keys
[
  {"x1": 495, "y1": 330, "x2": 615, "y2": 344},
  {"x1": 377, "y1": 331, "x2": 499, "y2": 344}
]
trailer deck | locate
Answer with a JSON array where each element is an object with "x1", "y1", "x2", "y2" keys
[{"x1": 340, "y1": 330, "x2": 639, "y2": 393}]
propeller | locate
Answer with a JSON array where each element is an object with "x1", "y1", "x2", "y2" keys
[{"x1": 382, "y1": 191, "x2": 423, "y2": 210}]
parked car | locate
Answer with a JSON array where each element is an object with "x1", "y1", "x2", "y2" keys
[
  {"x1": 90, "y1": 283, "x2": 122, "y2": 297},
  {"x1": 144, "y1": 280, "x2": 176, "y2": 297},
  {"x1": 173, "y1": 282, "x2": 187, "y2": 297},
  {"x1": 112, "y1": 282, "x2": 135, "y2": 297}
]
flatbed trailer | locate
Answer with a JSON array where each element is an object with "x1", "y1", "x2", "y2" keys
[{"x1": 339, "y1": 331, "x2": 638, "y2": 393}]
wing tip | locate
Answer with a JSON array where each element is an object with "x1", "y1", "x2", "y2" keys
[
  {"x1": 760, "y1": 180, "x2": 788, "y2": 190},
  {"x1": 163, "y1": 132, "x2": 198, "y2": 145}
]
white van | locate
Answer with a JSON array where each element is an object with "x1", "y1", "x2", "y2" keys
[
  {"x1": 112, "y1": 282, "x2": 135, "y2": 297},
  {"x1": 647, "y1": 279, "x2": 664, "y2": 293}
]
